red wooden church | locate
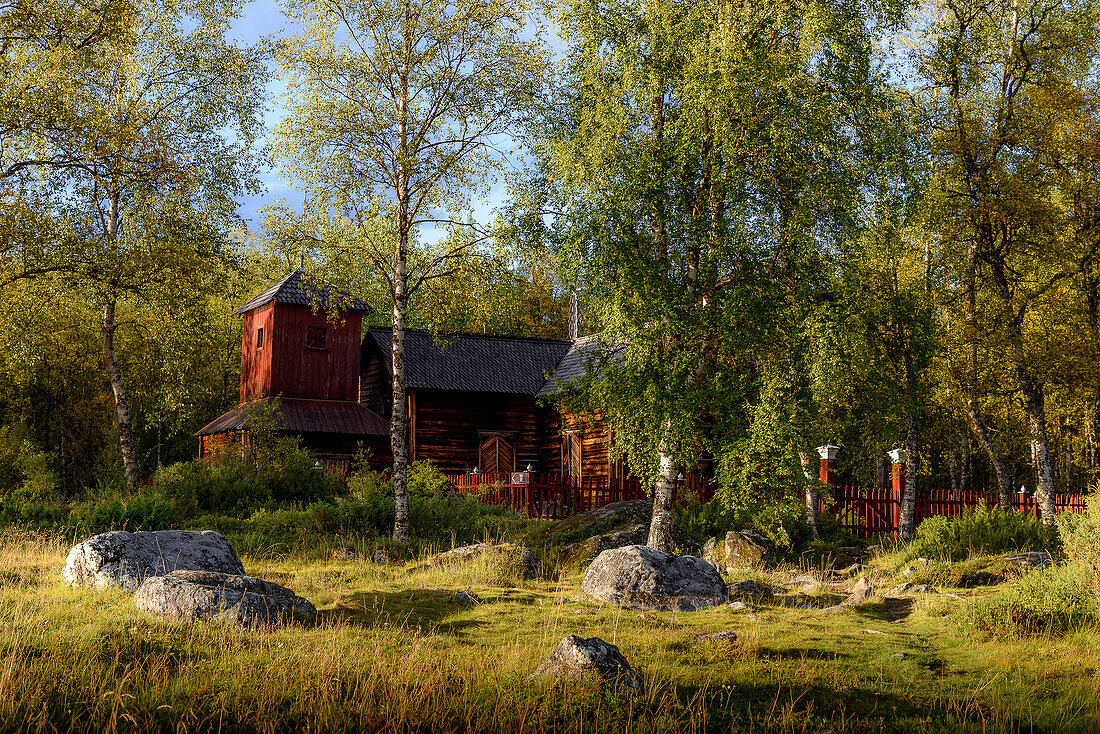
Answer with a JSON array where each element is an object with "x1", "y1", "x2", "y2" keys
[
  {"x1": 196, "y1": 269, "x2": 390, "y2": 473},
  {"x1": 196, "y1": 268, "x2": 630, "y2": 482}
]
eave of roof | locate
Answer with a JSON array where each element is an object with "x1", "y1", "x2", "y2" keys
[
  {"x1": 536, "y1": 334, "x2": 621, "y2": 397},
  {"x1": 234, "y1": 269, "x2": 373, "y2": 316},
  {"x1": 195, "y1": 397, "x2": 389, "y2": 437}
]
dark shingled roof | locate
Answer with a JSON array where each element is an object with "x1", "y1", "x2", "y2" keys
[
  {"x1": 195, "y1": 398, "x2": 389, "y2": 437},
  {"x1": 234, "y1": 269, "x2": 373, "y2": 315},
  {"x1": 366, "y1": 328, "x2": 572, "y2": 395},
  {"x1": 536, "y1": 335, "x2": 622, "y2": 396}
]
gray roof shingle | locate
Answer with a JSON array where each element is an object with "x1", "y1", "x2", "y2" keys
[
  {"x1": 536, "y1": 335, "x2": 621, "y2": 396},
  {"x1": 234, "y1": 269, "x2": 373, "y2": 315},
  {"x1": 366, "y1": 328, "x2": 572, "y2": 395}
]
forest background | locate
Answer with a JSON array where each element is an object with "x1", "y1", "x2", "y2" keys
[{"x1": 2, "y1": 0, "x2": 1100, "y2": 543}]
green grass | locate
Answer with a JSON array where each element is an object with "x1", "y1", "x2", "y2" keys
[{"x1": 4, "y1": 531, "x2": 1100, "y2": 732}]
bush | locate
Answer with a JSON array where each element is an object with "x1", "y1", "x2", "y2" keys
[
  {"x1": 898, "y1": 504, "x2": 1056, "y2": 563},
  {"x1": 67, "y1": 494, "x2": 176, "y2": 533},
  {"x1": 1058, "y1": 491, "x2": 1100, "y2": 599},
  {"x1": 965, "y1": 562, "x2": 1097, "y2": 637},
  {"x1": 343, "y1": 461, "x2": 526, "y2": 543},
  {"x1": 148, "y1": 443, "x2": 343, "y2": 519}
]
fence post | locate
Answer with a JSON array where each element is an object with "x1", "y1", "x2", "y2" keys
[
  {"x1": 888, "y1": 448, "x2": 907, "y2": 536},
  {"x1": 816, "y1": 445, "x2": 839, "y2": 491}
]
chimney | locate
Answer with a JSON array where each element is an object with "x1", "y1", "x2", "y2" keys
[{"x1": 568, "y1": 292, "x2": 579, "y2": 341}]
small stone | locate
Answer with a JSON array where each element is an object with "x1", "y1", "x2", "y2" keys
[
  {"x1": 892, "y1": 652, "x2": 908, "y2": 659},
  {"x1": 727, "y1": 601, "x2": 750, "y2": 612},
  {"x1": 834, "y1": 563, "x2": 863, "y2": 578},
  {"x1": 530, "y1": 635, "x2": 643, "y2": 693},
  {"x1": 841, "y1": 577, "x2": 874, "y2": 606},
  {"x1": 886, "y1": 582, "x2": 914, "y2": 597},
  {"x1": 371, "y1": 549, "x2": 388, "y2": 563},
  {"x1": 911, "y1": 585, "x2": 937, "y2": 594},
  {"x1": 332, "y1": 547, "x2": 358, "y2": 561},
  {"x1": 697, "y1": 630, "x2": 738, "y2": 644},
  {"x1": 902, "y1": 566, "x2": 917, "y2": 578},
  {"x1": 454, "y1": 590, "x2": 480, "y2": 606}
]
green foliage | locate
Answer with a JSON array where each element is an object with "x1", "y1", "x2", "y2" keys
[
  {"x1": 341, "y1": 461, "x2": 523, "y2": 542},
  {"x1": 966, "y1": 563, "x2": 1097, "y2": 637},
  {"x1": 896, "y1": 505, "x2": 1056, "y2": 564},
  {"x1": 1057, "y1": 492, "x2": 1100, "y2": 599},
  {"x1": 67, "y1": 495, "x2": 176, "y2": 534}
]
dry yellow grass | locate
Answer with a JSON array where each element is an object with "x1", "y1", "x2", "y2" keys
[{"x1": 1, "y1": 530, "x2": 1100, "y2": 732}]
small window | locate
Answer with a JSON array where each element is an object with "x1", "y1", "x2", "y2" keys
[
  {"x1": 306, "y1": 326, "x2": 328, "y2": 350},
  {"x1": 255, "y1": 327, "x2": 264, "y2": 349}
]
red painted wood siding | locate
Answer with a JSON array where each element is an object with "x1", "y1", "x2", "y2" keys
[
  {"x1": 240, "y1": 303, "x2": 362, "y2": 402},
  {"x1": 240, "y1": 304, "x2": 275, "y2": 401}
]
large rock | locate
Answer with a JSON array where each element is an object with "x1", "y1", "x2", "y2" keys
[
  {"x1": 581, "y1": 545, "x2": 727, "y2": 612},
  {"x1": 530, "y1": 635, "x2": 643, "y2": 693},
  {"x1": 134, "y1": 570, "x2": 317, "y2": 630},
  {"x1": 703, "y1": 530, "x2": 778, "y2": 573},
  {"x1": 428, "y1": 543, "x2": 546, "y2": 580},
  {"x1": 62, "y1": 530, "x2": 245, "y2": 592}
]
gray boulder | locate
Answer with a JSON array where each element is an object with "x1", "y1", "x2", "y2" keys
[
  {"x1": 62, "y1": 530, "x2": 245, "y2": 592},
  {"x1": 581, "y1": 545, "x2": 728, "y2": 612},
  {"x1": 703, "y1": 530, "x2": 778, "y2": 573},
  {"x1": 134, "y1": 570, "x2": 317, "y2": 630},
  {"x1": 530, "y1": 635, "x2": 643, "y2": 693}
]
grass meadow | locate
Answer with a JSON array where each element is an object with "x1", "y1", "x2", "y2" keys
[{"x1": 1, "y1": 530, "x2": 1100, "y2": 732}]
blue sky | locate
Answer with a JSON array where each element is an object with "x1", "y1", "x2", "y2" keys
[
  {"x1": 226, "y1": 0, "x2": 527, "y2": 236},
  {"x1": 228, "y1": 0, "x2": 304, "y2": 231}
]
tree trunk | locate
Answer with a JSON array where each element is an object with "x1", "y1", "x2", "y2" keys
[
  {"x1": 899, "y1": 409, "x2": 920, "y2": 539},
  {"x1": 990, "y1": 259, "x2": 1058, "y2": 525},
  {"x1": 647, "y1": 423, "x2": 678, "y2": 553},
  {"x1": 390, "y1": 9, "x2": 412, "y2": 545},
  {"x1": 102, "y1": 299, "x2": 139, "y2": 488},
  {"x1": 962, "y1": 240, "x2": 1013, "y2": 511},
  {"x1": 796, "y1": 438, "x2": 819, "y2": 538},
  {"x1": 898, "y1": 346, "x2": 921, "y2": 539}
]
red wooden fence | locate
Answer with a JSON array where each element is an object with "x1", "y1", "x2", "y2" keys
[
  {"x1": 830, "y1": 484, "x2": 1089, "y2": 538},
  {"x1": 448, "y1": 471, "x2": 648, "y2": 519},
  {"x1": 448, "y1": 470, "x2": 1090, "y2": 534}
]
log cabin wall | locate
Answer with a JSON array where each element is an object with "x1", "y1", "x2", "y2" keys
[
  {"x1": 411, "y1": 389, "x2": 542, "y2": 474},
  {"x1": 538, "y1": 407, "x2": 613, "y2": 481},
  {"x1": 240, "y1": 304, "x2": 275, "y2": 401},
  {"x1": 266, "y1": 305, "x2": 362, "y2": 402},
  {"x1": 359, "y1": 351, "x2": 390, "y2": 417}
]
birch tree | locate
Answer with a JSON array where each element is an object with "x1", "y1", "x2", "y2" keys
[
  {"x1": 916, "y1": 0, "x2": 1100, "y2": 524},
  {"x1": 3, "y1": 0, "x2": 265, "y2": 487},
  {"x1": 273, "y1": 0, "x2": 547, "y2": 543},
  {"x1": 535, "y1": 0, "x2": 909, "y2": 550}
]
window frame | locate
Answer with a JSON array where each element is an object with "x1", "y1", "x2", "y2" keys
[{"x1": 305, "y1": 325, "x2": 329, "y2": 351}]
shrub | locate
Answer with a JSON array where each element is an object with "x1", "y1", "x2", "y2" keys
[
  {"x1": 343, "y1": 461, "x2": 526, "y2": 543},
  {"x1": 1058, "y1": 491, "x2": 1100, "y2": 600},
  {"x1": 67, "y1": 494, "x2": 175, "y2": 533},
  {"x1": 898, "y1": 504, "x2": 1056, "y2": 563},
  {"x1": 965, "y1": 562, "x2": 1097, "y2": 637},
  {"x1": 148, "y1": 441, "x2": 342, "y2": 519}
]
